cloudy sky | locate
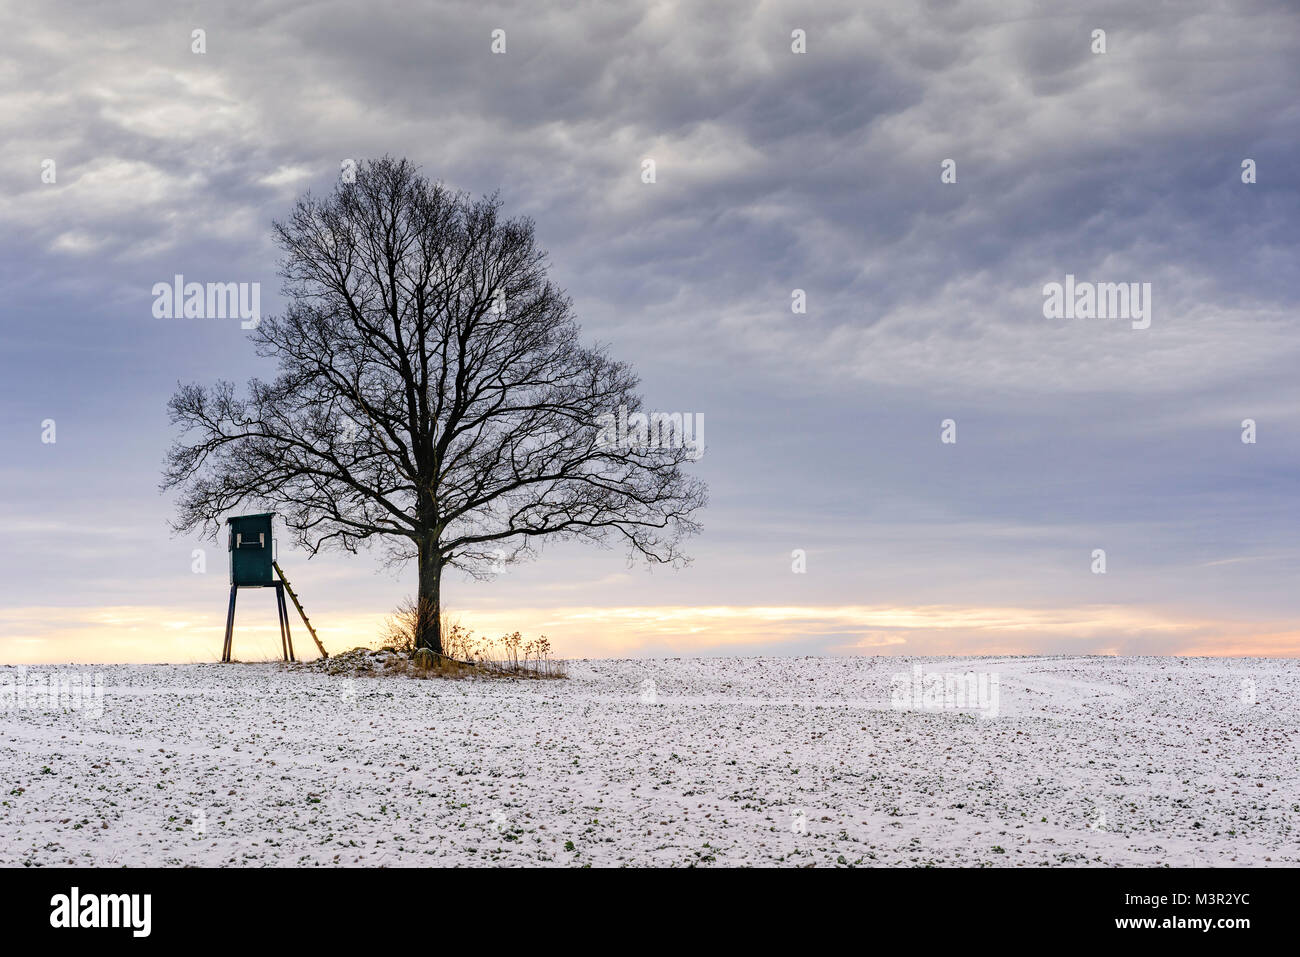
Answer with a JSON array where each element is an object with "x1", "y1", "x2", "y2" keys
[{"x1": 2, "y1": 0, "x2": 1298, "y2": 662}]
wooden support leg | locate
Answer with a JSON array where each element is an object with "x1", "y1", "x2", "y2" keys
[
  {"x1": 275, "y1": 584, "x2": 289, "y2": 661},
  {"x1": 223, "y1": 585, "x2": 238, "y2": 662},
  {"x1": 282, "y1": 585, "x2": 296, "y2": 661},
  {"x1": 273, "y1": 561, "x2": 327, "y2": 658},
  {"x1": 283, "y1": 587, "x2": 296, "y2": 660}
]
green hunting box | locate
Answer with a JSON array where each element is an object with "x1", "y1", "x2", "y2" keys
[{"x1": 227, "y1": 513, "x2": 275, "y2": 586}]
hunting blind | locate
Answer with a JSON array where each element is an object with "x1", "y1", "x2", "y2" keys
[{"x1": 221, "y1": 513, "x2": 328, "y2": 662}]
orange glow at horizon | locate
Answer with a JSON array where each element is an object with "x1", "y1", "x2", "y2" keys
[{"x1": 1, "y1": 601, "x2": 1297, "y2": 664}]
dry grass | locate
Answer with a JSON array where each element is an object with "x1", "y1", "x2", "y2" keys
[
  {"x1": 373, "y1": 599, "x2": 566, "y2": 679},
  {"x1": 398, "y1": 651, "x2": 565, "y2": 681},
  {"x1": 292, "y1": 644, "x2": 566, "y2": 681}
]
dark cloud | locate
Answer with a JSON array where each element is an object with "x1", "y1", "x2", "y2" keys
[{"x1": 2, "y1": 0, "x2": 1297, "y2": 657}]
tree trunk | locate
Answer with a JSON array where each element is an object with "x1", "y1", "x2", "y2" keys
[{"x1": 416, "y1": 542, "x2": 443, "y2": 655}]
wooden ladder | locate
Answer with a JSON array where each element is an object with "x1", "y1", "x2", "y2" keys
[{"x1": 272, "y1": 561, "x2": 329, "y2": 658}]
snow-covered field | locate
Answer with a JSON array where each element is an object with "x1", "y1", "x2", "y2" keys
[{"x1": 1, "y1": 656, "x2": 1296, "y2": 867}]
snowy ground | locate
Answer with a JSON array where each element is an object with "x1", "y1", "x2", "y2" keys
[{"x1": 1, "y1": 656, "x2": 1296, "y2": 867}]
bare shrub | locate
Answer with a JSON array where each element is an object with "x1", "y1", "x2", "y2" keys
[
  {"x1": 377, "y1": 596, "x2": 426, "y2": 656},
  {"x1": 377, "y1": 599, "x2": 565, "y2": 678},
  {"x1": 467, "y1": 629, "x2": 565, "y2": 678}
]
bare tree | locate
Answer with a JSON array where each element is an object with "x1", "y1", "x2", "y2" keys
[{"x1": 163, "y1": 157, "x2": 707, "y2": 655}]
